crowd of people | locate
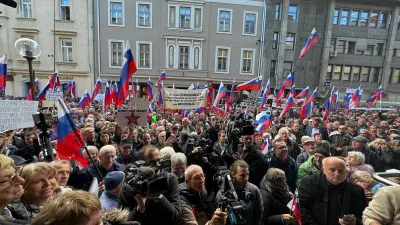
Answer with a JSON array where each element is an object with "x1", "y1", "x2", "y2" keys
[{"x1": 0, "y1": 96, "x2": 400, "y2": 225}]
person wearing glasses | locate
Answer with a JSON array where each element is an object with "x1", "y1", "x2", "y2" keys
[{"x1": 0, "y1": 155, "x2": 29, "y2": 224}]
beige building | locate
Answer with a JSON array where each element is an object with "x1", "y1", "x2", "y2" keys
[{"x1": 0, "y1": 0, "x2": 94, "y2": 97}]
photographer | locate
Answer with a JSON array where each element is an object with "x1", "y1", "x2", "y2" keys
[
  {"x1": 216, "y1": 160, "x2": 263, "y2": 225},
  {"x1": 179, "y1": 165, "x2": 228, "y2": 225},
  {"x1": 119, "y1": 145, "x2": 181, "y2": 225}
]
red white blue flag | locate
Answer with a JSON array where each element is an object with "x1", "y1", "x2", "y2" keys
[
  {"x1": 147, "y1": 78, "x2": 153, "y2": 101},
  {"x1": 213, "y1": 81, "x2": 226, "y2": 107},
  {"x1": 299, "y1": 28, "x2": 318, "y2": 59},
  {"x1": 367, "y1": 85, "x2": 386, "y2": 108},
  {"x1": 280, "y1": 93, "x2": 296, "y2": 117},
  {"x1": 0, "y1": 54, "x2": 7, "y2": 95},
  {"x1": 92, "y1": 78, "x2": 102, "y2": 100},
  {"x1": 300, "y1": 87, "x2": 318, "y2": 119},
  {"x1": 79, "y1": 90, "x2": 92, "y2": 108},
  {"x1": 259, "y1": 79, "x2": 270, "y2": 110},
  {"x1": 236, "y1": 77, "x2": 262, "y2": 91},
  {"x1": 116, "y1": 41, "x2": 138, "y2": 107},
  {"x1": 275, "y1": 72, "x2": 294, "y2": 100}
]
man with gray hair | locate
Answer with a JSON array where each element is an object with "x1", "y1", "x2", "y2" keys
[
  {"x1": 171, "y1": 152, "x2": 187, "y2": 184},
  {"x1": 78, "y1": 145, "x2": 125, "y2": 191}
]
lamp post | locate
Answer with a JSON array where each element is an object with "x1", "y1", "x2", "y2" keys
[{"x1": 14, "y1": 38, "x2": 41, "y2": 100}]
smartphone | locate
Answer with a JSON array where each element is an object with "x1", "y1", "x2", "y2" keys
[
  {"x1": 342, "y1": 214, "x2": 355, "y2": 222},
  {"x1": 166, "y1": 131, "x2": 171, "y2": 140}
]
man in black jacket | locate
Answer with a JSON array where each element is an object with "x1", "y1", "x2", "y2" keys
[
  {"x1": 119, "y1": 145, "x2": 181, "y2": 225},
  {"x1": 343, "y1": 136, "x2": 379, "y2": 169},
  {"x1": 306, "y1": 118, "x2": 329, "y2": 141},
  {"x1": 12, "y1": 131, "x2": 39, "y2": 162},
  {"x1": 298, "y1": 157, "x2": 367, "y2": 225}
]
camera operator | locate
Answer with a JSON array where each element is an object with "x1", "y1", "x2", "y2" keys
[
  {"x1": 119, "y1": 145, "x2": 181, "y2": 225},
  {"x1": 180, "y1": 165, "x2": 228, "y2": 225},
  {"x1": 216, "y1": 160, "x2": 263, "y2": 225},
  {"x1": 213, "y1": 130, "x2": 230, "y2": 166}
]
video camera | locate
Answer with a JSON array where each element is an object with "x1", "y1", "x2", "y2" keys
[
  {"x1": 32, "y1": 112, "x2": 54, "y2": 162},
  {"x1": 225, "y1": 116, "x2": 254, "y2": 154},
  {"x1": 215, "y1": 166, "x2": 253, "y2": 225},
  {"x1": 124, "y1": 159, "x2": 171, "y2": 198}
]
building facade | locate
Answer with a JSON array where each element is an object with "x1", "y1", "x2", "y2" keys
[
  {"x1": 0, "y1": 0, "x2": 93, "y2": 98},
  {"x1": 264, "y1": 0, "x2": 400, "y2": 104},
  {"x1": 94, "y1": 0, "x2": 264, "y2": 98}
]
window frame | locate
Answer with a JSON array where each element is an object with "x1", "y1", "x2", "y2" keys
[
  {"x1": 369, "y1": 11, "x2": 379, "y2": 28},
  {"x1": 288, "y1": 5, "x2": 298, "y2": 22},
  {"x1": 108, "y1": 39, "x2": 125, "y2": 68},
  {"x1": 136, "y1": 41, "x2": 152, "y2": 70},
  {"x1": 178, "y1": 45, "x2": 190, "y2": 70},
  {"x1": 273, "y1": 32, "x2": 280, "y2": 49},
  {"x1": 60, "y1": 38, "x2": 74, "y2": 63},
  {"x1": 217, "y1": 8, "x2": 233, "y2": 34},
  {"x1": 352, "y1": 66, "x2": 361, "y2": 81},
  {"x1": 347, "y1": 41, "x2": 356, "y2": 54},
  {"x1": 20, "y1": 0, "x2": 33, "y2": 18},
  {"x1": 332, "y1": 65, "x2": 342, "y2": 81},
  {"x1": 391, "y1": 68, "x2": 400, "y2": 83},
  {"x1": 60, "y1": 0, "x2": 71, "y2": 21},
  {"x1": 179, "y1": 6, "x2": 192, "y2": 29},
  {"x1": 371, "y1": 67, "x2": 380, "y2": 82},
  {"x1": 365, "y1": 45, "x2": 374, "y2": 56},
  {"x1": 285, "y1": 33, "x2": 296, "y2": 50},
  {"x1": 340, "y1": 9, "x2": 349, "y2": 25},
  {"x1": 215, "y1": 46, "x2": 231, "y2": 74},
  {"x1": 270, "y1": 60, "x2": 277, "y2": 78},
  {"x1": 337, "y1": 40, "x2": 346, "y2": 54},
  {"x1": 242, "y1": 11, "x2": 258, "y2": 36},
  {"x1": 360, "y1": 11, "x2": 369, "y2": 27},
  {"x1": 136, "y1": 2, "x2": 152, "y2": 29},
  {"x1": 108, "y1": 0, "x2": 125, "y2": 27},
  {"x1": 240, "y1": 48, "x2": 256, "y2": 75},
  {"x1": 326, "y1": 65, "x2": 333, "y2": 80},
  {"x1": 283, "y1": 61, "x2": 293, "y2": 76},
  {"x1": 343, "y1": 65, "x2": 351, "y2": 81},
  {"x1": 362, "y1": 67, "x2": 371, "y2": 82},
  {"x1": 333, "y1": 8, "x2": 339, "y2": 25},
  {"x1": 379, "y1": 12, "x2": 388, "y2": 29},
  {"x1": 349, "y1": 10, "x2": 359, "y2": 26},
  {"x1": 275, "y1": 3, "x2": 281, "y2": 20}
]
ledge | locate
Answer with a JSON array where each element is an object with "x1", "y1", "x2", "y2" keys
[
  {"x1": 0, "y1": 15, "x2": 9, "y2": 20},
  {"x1": 163, "y1": 68, "x2": 208, "y2": 73},
  {"x1": 51, "y1": 30, "x2": 77, "y2": 36},
  {"x1": 55, "y1": 20, "x2": 74, "y2": 23},
  {"x1": 17, "y1": 59, "x2": 40, "y2": 64},
  {"x1": 15, "y1": 17, "x2": 36, "y2": 21},
  {"x1": 55, "y1": 61, "x2": 78, "y2": 66},
  {"x1": 12, "y1": 27, "x2": 40, "y2": 34},
  {"x1": 166, "y1": 27, "x2": 203, "y2": 33},
  {"x1": 163, "y1": 35, "x2": 205, "y2": 41}
]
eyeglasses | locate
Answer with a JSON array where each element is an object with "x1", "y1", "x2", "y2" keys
[
  {"x1": 0, "y1": 166, "x2": 22, "y2": 186},
  {"x1": 192, "y1": 173, "x2": 206, "y2": 181}
]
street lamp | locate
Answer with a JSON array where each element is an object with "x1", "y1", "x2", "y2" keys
[{"x1": 14, "y1": 38, "x2": 41, "y2": 100}]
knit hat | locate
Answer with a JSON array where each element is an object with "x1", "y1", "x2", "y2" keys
[
  {"x1": 314, "y1": 140, "x2": 331, "y2": 157},
  {"x1": 104, "y1": 171, "x2": 125, "y2": 191}
]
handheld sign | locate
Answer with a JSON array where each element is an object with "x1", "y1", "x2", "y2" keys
[{"x1": 0, "y1": 100, "x2": 38, "y2": 132}]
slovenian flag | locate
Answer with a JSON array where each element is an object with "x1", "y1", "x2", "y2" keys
[
  {"x1": 236, "y1": 77, "x2": 262, "y2": 91},
  {"x1": 57, "y1": 98, "x2": 88, "y2": 168},
  {"x1": 259, "y1": 79, "x2": 270, "y2": 110},
  {"x1": 0, "y1": 54, "x2": 7, "y2": 95},
  {"x1": 280, "y1": 93, "x2": 296, "y2": 117},
  {"x1": 104, "y1": 82, "x2": 112, "y2": 107},
  {"x1": 157, "y1": 81, "x2": 164, "y2": 106},
  {"x1": 349, "y1": 86, "x2": 362, "y2": 109},
  {"x1": 299, "y1": 28, "x2": 318, "y2": 59},
  {"x1": 79, "y1": 90, "x2": 92, "y2": 108},
  {"x1": 285, "y1": 84, "x2": 296, "y2": 99},
  {"x1": 206, "y1": 81, "x2": 213, "y2": 107},
  {"x1": 213, "y1": 81, "x2": 226, "y2": 107},
  {"x1": 147, "y1": 78, "x2": 153, "y2": 101},
  {"x1": 37, "y1": 83, "x2": 51, "y2": 102},
  {"x1": 367, "y1": 85, "x2": 386, "y2": 108},
  {"x1": 275, "y1": 72, "x2": 294, "y2": 100},
  {"x1": 158, "y1": 71, "x2": 166, "y2": 87},
  {"x1": 71, "y1": 80, "x2": 76, "y2": 98},
  {"x1": 229, "y1": 79, "x2": 236, "y2": 104},
  {"x1": 92, "y1": 78, "x2": 102, "y2": 100},
  {"x1": 49, "y1": 70, "x2": 59, "y2": 90},
  {"x1": 295, "y1": 86, "x2": 309, "y2": 98},
  {"x1": 256, "y1": 111, "x2": 272, "y2": 126},
  {"x1": 116, "y1": 41, "x2": 138, "y2": 107},
  {"x1": 262, "y1": 139, "x2": 270, "y2": 155},
  {"x1": 300, "y1": 87, "x2": 317, "y2": 118}
]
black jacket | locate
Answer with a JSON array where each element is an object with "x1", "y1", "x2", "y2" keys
[
  {"x1": 260, "y1": 176, "x2": 291, "y2": 225},
  {"x1": 119, "y1": 170, "x2": 181, "y2": 225},
  {"x1": 12, "y1": 146, "x2": 38, "y2": 162},
  {"x1": 342, "y1": 146, "x2": 379, "y2": 169},
  {"x1": 306, "y1": 125, "x2": 329, "y2": 141},
  {"x1": 286, "y1": 139, "x2": 302, "y2": 160},
  {"x1": 77, "y1": 161, "x2": 125, "y2": 191},
  {"x1": 298, "y1": 172, "x2": 367, "y2": 225},
  {"x1": 264, "y1": 153, "x2": 297, "y2": 193}
]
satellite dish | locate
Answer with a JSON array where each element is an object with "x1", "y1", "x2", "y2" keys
[{"x1": 14, "y1": 38, "x2": 41, "y2": 58}]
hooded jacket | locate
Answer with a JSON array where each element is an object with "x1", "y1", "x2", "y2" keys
[{"x1": 296, "y1": 155, "x2": 321, "y2": 187}]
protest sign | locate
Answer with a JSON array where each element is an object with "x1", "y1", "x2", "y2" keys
[
  {"x1": 209, "y1": 106, "x2": 230, "y2": 120},
  {"x1": 345, "y1": 88, "x2": 363, "y2": 95},
  {"x1": 94, "y1": 94, "x2": 104, "y2": 101},
  {"x1": 116, "y1": 99, "x2": 147, "y2": 127},
  {"x1": 46, "y1": 91, "x2": 63, "y2": 100},
  {"x1": 241, "y1": 94, "x2": 258, "y2": 109},
  {"x1": 0, "y1": 100, "x2": 39, "y2": 131},
  {"x1": 162, "y1": 88, "x2": 207, "y2": 109}
]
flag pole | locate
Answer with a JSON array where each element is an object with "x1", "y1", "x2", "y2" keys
[
  {"x1": 379, "y1": 90, "x2": 382, "y2": 112},
  {"x1": 83, "y1": 146, "x2": 104, "y2": 180}
]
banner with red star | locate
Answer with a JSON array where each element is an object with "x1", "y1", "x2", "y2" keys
[{"x1": 116, "y1": 109, "x2": 147, "y2": 127}]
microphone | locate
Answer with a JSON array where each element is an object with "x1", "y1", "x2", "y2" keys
[
  {"x1": 137, "y1": 167, "x2": 155, "y2": 180},
  {"x1": 0, "y1": 0, "x2": 17, "y2": 8}
]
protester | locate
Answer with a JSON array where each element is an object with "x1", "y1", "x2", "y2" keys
[
  {"x1": 306, "y1": 118, "x2": 329, "y2": 141},
  {"x1": 343, "y1": 136, "x2": 379, "y2": 168},
  {"x1": 330, "y1": 125, "x2": 352, "y2": 156},
  {"x1": 350, "y1": 171, "x2": 376, "y2": 201},
  {"x1": 277, "y1": 127, "x2": 301, "y2": 160},
  {"x1": 346, "y1": 151, "x2": 374, "y2": 177},
  {"x1": 83, "y1": 146, "x2": 100, "y2": 164},
  {"x1": 51, "y1": 160, "x2": 73, "y2": 197},
  {"x1": 296, "y1": 136, "x2": 315, "y2": 167},
  {"x1": 100, "y1": 171, "x2": 125, "y2": 210},
  {"x1": 171, "y1": 152, "x2": 187, "y2": 184}
]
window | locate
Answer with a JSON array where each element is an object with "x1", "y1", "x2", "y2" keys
[
  {"x1": 21, "y1": 0, "x2": 32, "y2": 18},
  {"x1": 371, "y1": 67, "x2": 379, "y2": 82},
  {"x1": 283, "y1": 61, "x2": 292, "y2": 76},
  {"x1": 109, "y1": 2, "x2": 123, "y2": 26},
  {"x1": 218, "y1": 9, "x2": 232, "y2": 33},
  {"x1": 337, "y1": 40, "x2": 346, "y2": 54},
  {"x1": 179, "y1": 46, "x2": 190, "y2": 69},
  {"x1": 60, "y1": 0, "x2": 70, "y2": 20},
  {"x1": 333, "y1": 65, "x2": 342, "y2": 80},
  {"x1": 331, "y1": 38, "x2": 337, "y2": 51},
  {"x1": 380, "y1": 12, "x2": 388, "y2": 28},
  {"x1": 347, "y1": 42, "x2": 356, "y2": 54},
  {"x1": 288, "y1": 5, "x2": 298, "y2": 21},
  {"x1": 270, "y1": 60, "x2": 277, "y2": 77},
  {"x1": 343, "y1": 66, "x2": 351, "y2": 81},
  {"x1": 137, "y1": 2, "x2": 151, "y2": 28},
  {"x1": 333, "y1": 9, "x2": 339, "y2": 24},
  {"x1": 350, "y1": 10, "x2": 359, "y2": 26},
  {"x1": 60, "y1": 38, "x2": 73, "y2": 62},
  {"x1": 391, "y1": 69, "x2": 400, "y2": 83},
  {"x1": 109, "y1": 40, "x2": 123, "y2": 67},
  {"x1": 369, "y1": 11, "x2": 378, "y2": 28},
  {"x1": 362, "y1": 67, "x2": 370, "y2": 82},
  {"x1": 377, "y1": 43, "x2": 384, "y2": 56},
  {"x1": 215, "y1": 47, "x2": 230, "y2": 73},
  {"x1": 243, "y1": 12, "x2": 257, "y2": 35},
  {"x1": 365, "y1": 45, "x2": 374, "y2": 55},
  {"x1": 179, "y1": 7, "x2": 191, "y2": 29},
  {"x1": 326, "y1": 65, "x2": 333, "y2": 80},
  {"x1": 285, "y1": 33, "x2": 295, "y2": 50},
  {"x1": 241, "y1": 49, "x2": 255, "y2": 74},
  {"x1": 394, "y1": 49, "x2": 398, "y2": 57},
  {"x1": 273, "y1": 32, "x2": 279, "y2": 49},
  {"x1": 340, "y1": 9, "x2": 349, "y2": 25},
  {"x1": 359, "y1": 11, "x2": 368, "y2": 27},
  {"x1": 137, "y1": 42, "x2": 151, "y2": 69},
  {"x1": 353, "y1": 66, "x2": 361, "y2": 81},
  {"x1": 275, "y1": 4, "x2": 281, "y2": 20}
]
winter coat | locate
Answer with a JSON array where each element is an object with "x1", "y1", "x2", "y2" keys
[
  {"x1": 306, "y1": 125, "x2": 329, "y2": 141},
  {"x1": 264, "y1": 153, "x2": 298, "y2": 193},
  {"x1": 296, "y1": 155, "x2": 320, "y2": 187},
  {"x1": 329, "y1": 134, "x2": 351, "y2": 156},
  {"x1": 77, "y1": 161, "x2": 125, "y2": 191},
  {"x1": 371, "y1": 147, "x2": 395, "y2": 172},
  {"x1": 179, "y1": 183, "x2": 210, "y2": 225},
  {"x1": 363, "y1": 186, "x2": 400, "y2": 225},
  {"x1": 296, "y1": 152, "x2": 309, "y2": 168},
  {"x1": 298, "y1": 172, "x2": 367, "y2": 225},
  {"x1": 346, "y1": 163, "x2": 374, "y2": 178},
  {"x1": 260, "y1": 177, "x2": 292, "y2": 225},
  {"x1": 285, "y1": 139, "x2": 302, "y2": 160},
  {"x1": 7, "y1": 199, "x2": 40, "y2": 221}
]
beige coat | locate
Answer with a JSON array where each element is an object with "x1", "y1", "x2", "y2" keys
[{"x1": 363, "y1": 186, "x2": 400, "y2": 225}]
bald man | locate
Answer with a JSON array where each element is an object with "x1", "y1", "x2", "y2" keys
[{"x1": 298, "y1": 157, "x2": 367, "y2": 225}]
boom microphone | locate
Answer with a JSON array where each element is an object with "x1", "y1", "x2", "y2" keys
[{"x1": 0, "y1": 0, "x2": 17, "y2": 8}]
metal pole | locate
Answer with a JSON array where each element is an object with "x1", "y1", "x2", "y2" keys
[
  {"x1": 83, "y1": 146, "x2": 103, "y2": 180},
  {"x1": 27, "y1": 58, "x2": 36, "y2": 100}
]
